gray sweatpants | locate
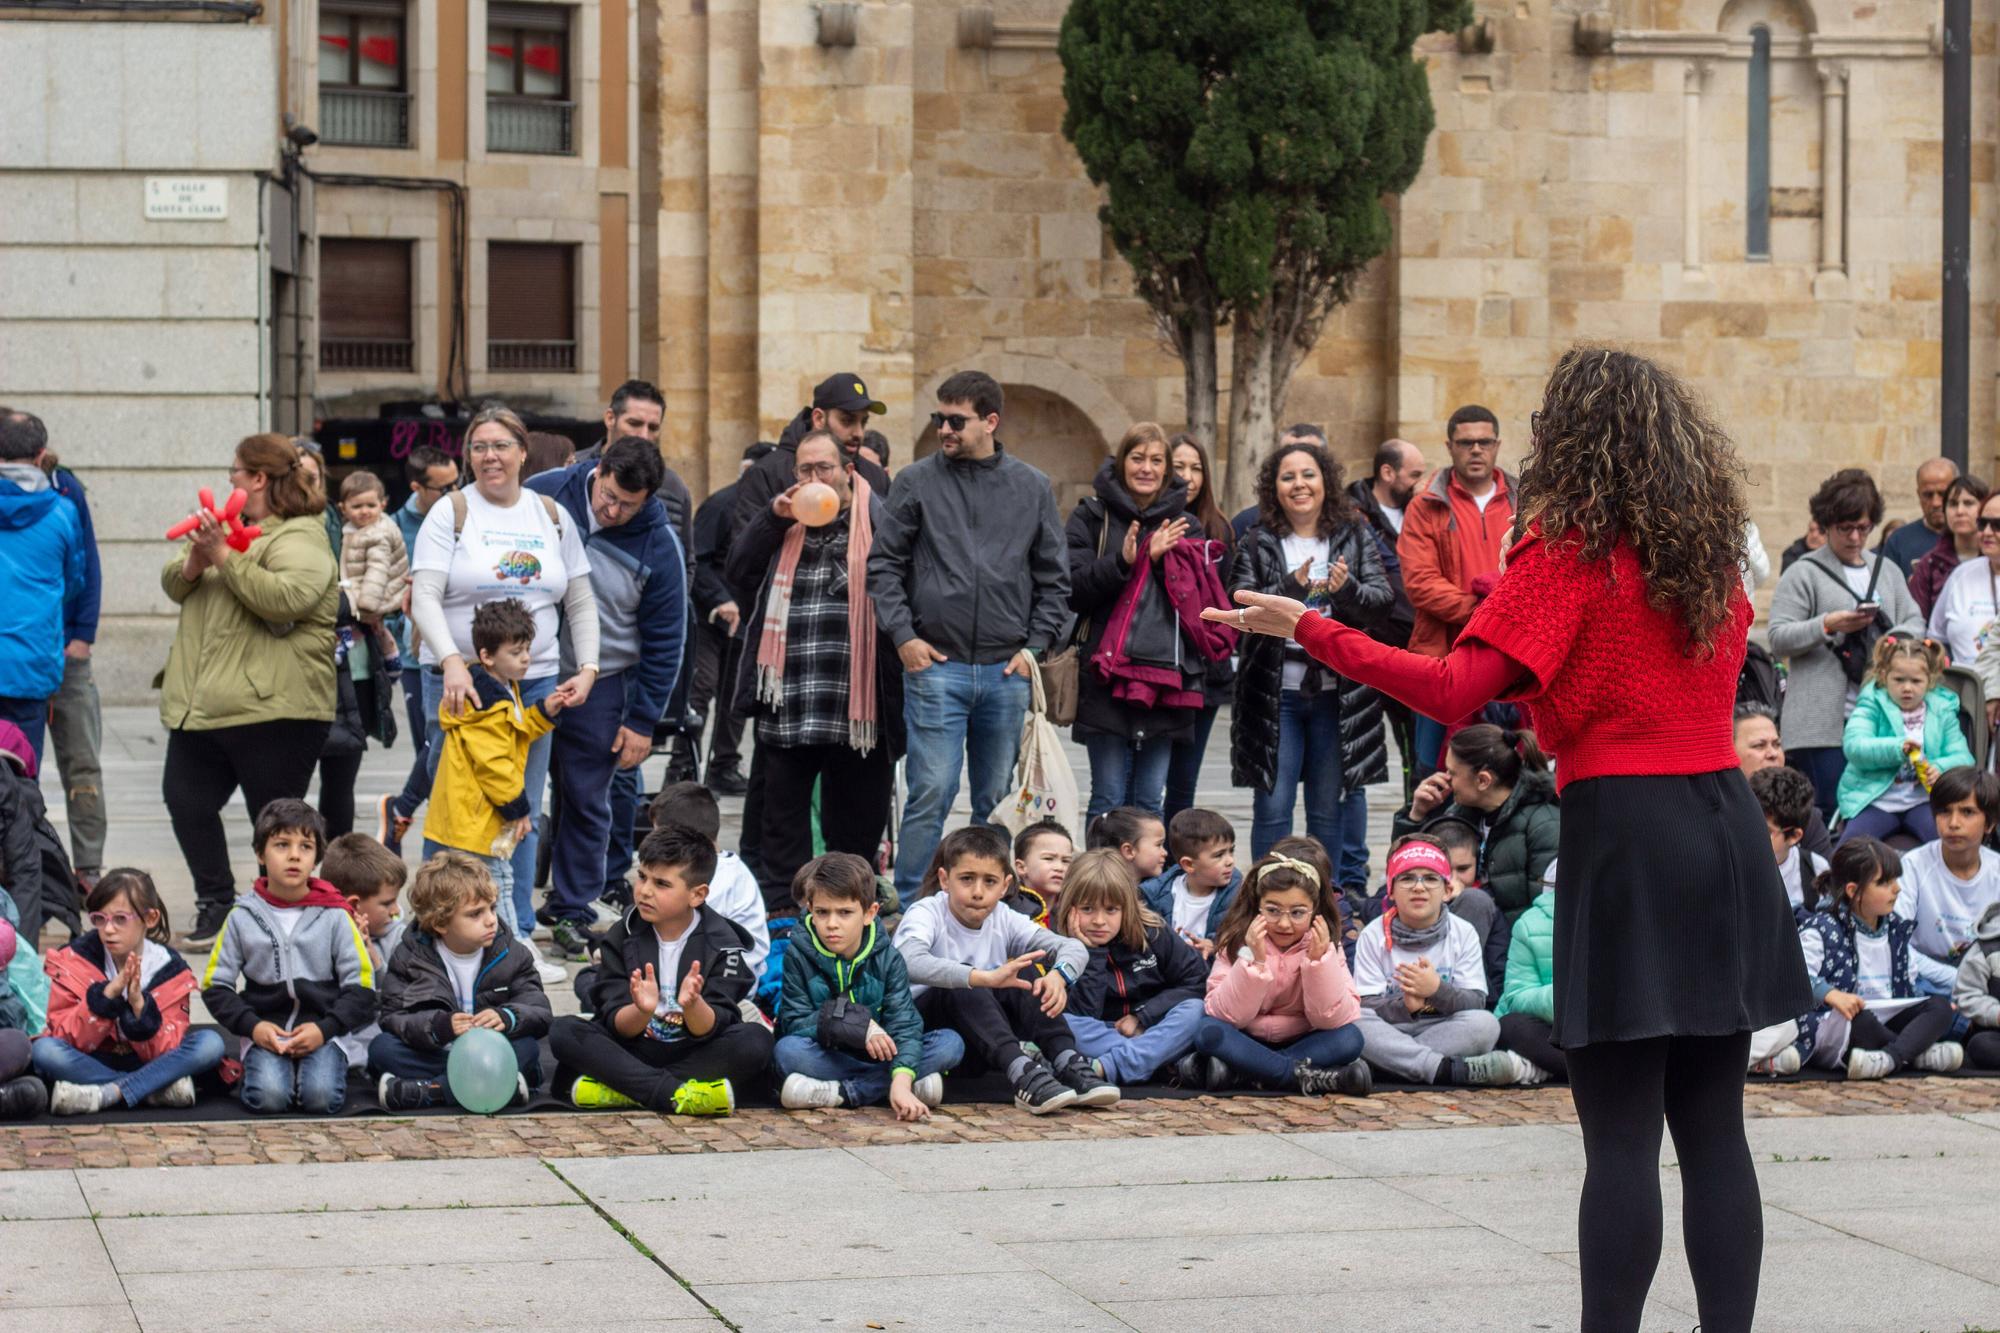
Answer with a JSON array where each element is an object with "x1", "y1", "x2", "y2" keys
[{"x1": 1354, "y1": 1008, "x2": 1501, "y2": 1083}]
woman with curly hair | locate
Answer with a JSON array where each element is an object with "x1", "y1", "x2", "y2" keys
[
  {"x1": 1210, "y1": 347, "x2": 1809, "y2": 1333},
  {"x1": 1226, "y1": 439, "x2": 1391, "y2": 870}
]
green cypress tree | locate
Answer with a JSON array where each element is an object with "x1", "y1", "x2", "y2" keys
[{"x1": 1061, "y1": 0, "x2": 1469, "y2": 500}]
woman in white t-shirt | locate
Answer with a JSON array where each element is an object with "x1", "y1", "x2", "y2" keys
[
  {"x1": 409, "y1": 405, "x2": 600, "y2": 934},
  {"x1": 1929, "y1": 490, "x2": 2000, "y2": 672}
]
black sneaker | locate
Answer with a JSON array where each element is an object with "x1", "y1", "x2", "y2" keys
[
  {"x1": 177, "y1": 904, "x2": 231, "y2": 950},
  {"x1": 1052, "y1": 1053, "x2": 1121, "y2": 1108},
  {"x1": 706, "y1": 766, "x2": 749, "y2": 796},
  {"x1": 1294, "y1": 1059, "x2": 1373, "y2": 1098},
  {"x1": 0, "y1": 1075, "x2": 48, "y2": 1120},
  {"x1": 548, "y1": 918, "x2": 596, "y2": 963},
  {"x1": 377, "y1": 1074, "x2": 448, "y2": 1112},
  {"x1": 1012, "y1": 1061, "x2": 1079, "y2": 1115}
]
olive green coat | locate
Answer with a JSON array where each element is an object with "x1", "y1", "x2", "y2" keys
[{"x1": 158, "y1": 512, "x2": 339, "y2": 731}]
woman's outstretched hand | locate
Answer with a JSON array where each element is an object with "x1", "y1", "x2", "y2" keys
[{"x1": 1201, "y1": 589, "x2": 1309, "y2": 640}]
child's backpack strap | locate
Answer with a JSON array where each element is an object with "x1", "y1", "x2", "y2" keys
[{"x1": 450, "y1": 490, "x2": 565, "y2": 539}]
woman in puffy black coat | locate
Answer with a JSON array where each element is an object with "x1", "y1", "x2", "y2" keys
[{"x1": 1229, "y1": 440, "x2": 1391, "y2": 880}]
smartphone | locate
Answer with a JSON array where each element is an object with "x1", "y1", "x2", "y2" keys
[{"x1": 1856, "y1": 601, "x2": 1880, "y2": 616}]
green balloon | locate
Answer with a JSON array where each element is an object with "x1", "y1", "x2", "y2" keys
[{"x1": 446, "y1": 1027, "x2": 519, "y2": 1115}]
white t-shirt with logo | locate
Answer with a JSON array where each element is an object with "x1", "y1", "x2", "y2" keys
[
  {"x1": 411, "y1": 487, "x2": 591, "y2": 676},
  {"x1": 1170, "y1": 879, "x2": 1216, "y2": 942},
  {"x1": 1928, "y1": 556, "x2": 2000, "y2": 668},
  {"x1": 1279, "y1": 532, "x2": 1333, "y2": 691},
  {"x1": 1350, "y1": 912, "x2": 1487, "y2": 1000},
  {"x1": 436, "y1": 941, "x2": 482, "y2": 1012},
  {"x1": 1895, "y1": 839, "x2": 2000, "y2": 987}
]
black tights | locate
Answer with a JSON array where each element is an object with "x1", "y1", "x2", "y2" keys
[
  {"x1": 1848, "y1": 993, "x2": 1953, "y2": 1069},
  {"x1": 1568, "y1": 1033, "x2": 1761, "y2": 1333}
]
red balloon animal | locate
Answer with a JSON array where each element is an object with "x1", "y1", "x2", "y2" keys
[{"x1": 165, "y1": 487, "x2": 263, "y2": 553}]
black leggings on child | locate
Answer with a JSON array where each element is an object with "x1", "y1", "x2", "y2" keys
[
  {"x1": 919, "y1": 986, "x2": 1075, "y2": 1075},
  {"x1": 1848, "y1": 993, "x2": 1952, "y2": 1069},
  {"x1": 1497, "y1": 1013, "x2": 1568, "y2": 1080},
  {"x1": 1568, "y1": 1033, "x2": 1761, "y2": 1333},
  {"x1": 1969, "y1": 1030, "x2": 2000, "y2": 1069}
]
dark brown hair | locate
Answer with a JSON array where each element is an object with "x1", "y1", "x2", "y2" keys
[
  {"x1": 1449, "y1": 723, "x2": 1550, "y2": 787},
  {"x1": 1212, "y1": 849, "x2": 1344, "y2": 959},
  {"x1": 87, "y1": 868, "x2": 172, "y2": 945},
  {"x1": 1255, "y1": 440, "x2": 1357, "y2": 539},
  {"x1": 1169, "y1": 432, "x2": 1232, "y2": 545},
  {"x1": 235, "y1": 433, "x2": 325, "y2": 519},
  {"x1": 794, "y1": 851, "x2": 877, "y2": 911},
  {"x1": 321, "y1": 832, "x2": 409, "y2": 901}
]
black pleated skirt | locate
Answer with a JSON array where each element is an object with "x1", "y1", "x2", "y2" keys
[{"x1": 1552, "y1": 770, "x2": 1812, "y2": 1049}]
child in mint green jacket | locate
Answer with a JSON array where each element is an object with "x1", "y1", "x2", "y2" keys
[
  {"x1": 1495, "y1": 862, "x2": 1562, "y2": 1080},
  {"x1": 1837, "y1": 637, "x2": 1973, "y2": 844}
]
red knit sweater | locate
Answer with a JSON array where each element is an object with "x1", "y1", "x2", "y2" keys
[{"x1": 1294, "y1": 531, "x2": 1750, "y2": 790}]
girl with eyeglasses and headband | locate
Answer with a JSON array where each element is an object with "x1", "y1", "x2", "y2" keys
[
  {"x1": 1186, "y1": 849, "x2": 1371, "y2": 1096},
  {"x1": 1350, "y1": 837, "x2": 1535, "y2": 1089},
  {"x1": 31, "y1": 869, "x2": 225, "y2": 1115}
]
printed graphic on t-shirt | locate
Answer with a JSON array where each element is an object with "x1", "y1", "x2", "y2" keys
[
  {"x1": 645, "y1": 1008, "x2": 687, "y2": 1043},
  {"x1": 494, "y1": 550, "x2": 543, "y2": 584}
]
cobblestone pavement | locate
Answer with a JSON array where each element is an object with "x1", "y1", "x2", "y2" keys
[{"x1": 7, "y1": 1076, "x2": 1996, "y2": 1173}]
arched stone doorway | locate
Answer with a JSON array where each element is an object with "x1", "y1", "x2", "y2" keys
[{"x1": 913, "y1": 384, "x2": 1108, "y2": 513}]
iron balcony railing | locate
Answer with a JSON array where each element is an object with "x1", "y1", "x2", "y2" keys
[
  {"x1": 319, "y1": 87, "x2": 412, "y2": 149},
  {"x1": 486, "y1": 97, "x2": 574, "y2": 155}
]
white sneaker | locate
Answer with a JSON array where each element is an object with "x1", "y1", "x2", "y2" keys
[
  {"x1": 1517, "y1": 1058, "x2": 1553, "y2": 1087},
  {"x1": 517, "y1": 937, "x2": 568, "y2": 986},
  {"x1": 779, "y1": 1073, "x2": 844, "y2": 1110},
  {"x1": 1912, "y1": 1041, "x2": 1965, "y2": 1074},
  {"x1": 1751, "y1": 1047, "x2": 1803, "y2": 1077},
  {"x1": 1846, "y1": 1047, "x2": 1896, "y2": 1081},
  {"x1": 912, "y1": 1072, "x2": 945, "y2": 1108},
  {"x1": 142, "y1": 1076, "x2": 197, "y2": 1109},
  {"x1": 49, "y1": 1081, "x2": 107, "y2": 1116},
  {"x1": 1458, "y1": 1051, "x2": 1535, "y2": 1087}
]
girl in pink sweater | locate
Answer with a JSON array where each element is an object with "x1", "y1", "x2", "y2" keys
[{"x1": 1183, "y1": 847, "x2": 1371, "y2": 1096}]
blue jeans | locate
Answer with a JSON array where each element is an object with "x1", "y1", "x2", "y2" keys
[
  {"x1": 1840, "y1": 802, "x2": 1938, "y2": 846},
  {"x1": 31, "y1": 1030, "x2": 224, "y2": 1106},
  {"x1": 1192, "y1": 1015, "x2": 1364, "y2": 1086},
  {"x1": 604, "y1": 764, "x2": 641, "y2": 896},
  {"x1": 894, "y1": 661, "x2": 1030, "y2": 901},
  {"x1": 772, "y1": 1029, "x2": 966, "y2": 1107},
  {"x1": 368, "y1": 1029, "x2": 543, "y2": 1093},
  {"x1": 1081, "y1": 729, "x2": 1175, "y2": 823},
  {"x1": 547, "y1": 671, "x2": 626, "y2": 925},
  {"x1": 1251, "y1": 689, "x2": 1346, "y2": 860},
  {"x1": 1337, "y1": 785, "x2": 1370, "y2": 891},
  {"x1": 423, "y1": 840, "x2": 517, "y2": 935},
  {"x1": 1164, "y1": 705, "x2": 1220, "y2": 824},
  {"x1": 392, "y1": 666, "x2": 433, "y2": 818},
  {"x1": 0, "y1": 695, "x2": 47, "y2": 765},
  {"x1": 425, "y1": 668, "x2": 555, "y2": 932},
  {"x1": 1788, "y1": 745, "x2": 1846, "y2": 822},
  {"x1": 1066, "y1": 998, "x2": 1205, "y2": 1083},
  {"x1": 239, "y1": 1041, "x2": 348, "y2": 1114},
  {"x1": 1412, "y1": 713, "x2": 1449, "y2": 776}
]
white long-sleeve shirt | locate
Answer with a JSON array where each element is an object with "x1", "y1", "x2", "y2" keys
[
  {"x1": 1893, "y1": 840, "x2": 2000, "y2": 988},
  {"x1": 705, "y1": 852, "x2": 769, "y2": 978},
  {"x1": 892, "y1": 895, "x2": 1086, "y2": 999}
]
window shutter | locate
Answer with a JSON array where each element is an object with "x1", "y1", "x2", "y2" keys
[
  {"x1": 489, "y1": 1, "x2": 568, "y2": 32},
  {"x1": 321, "y1": 239, "x2": 412, "y2": 341},
  {"x1": 488, "y1": 243, "x2": 574, "y2": 341}
]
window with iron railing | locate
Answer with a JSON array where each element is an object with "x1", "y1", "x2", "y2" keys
[
  {"x1": 319, "y1": 0, "x2": 410, "y2": 148},
  {"x1": 488, "y1": 242, "x2": 576, "y2": 372},
  {"x1": 321, "y1": 238, "x2": 415, "y2": 371},
  {"x1": 486, "y1": 3, "x2": 573, "y2": 155}
]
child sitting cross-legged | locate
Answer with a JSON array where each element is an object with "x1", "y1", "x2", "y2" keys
[
  {"x1": 0, "y1": 889, "x2": 51, "y2": 1119},
  {"x1": 1836, "y1": 636, "x2": 1973, "y2": 845},
  {"x1": 1140, "y1": 807, "x2": 1240, "y2": 961},
  {"x1": 1188, "y1": 848, "x2": 1372, "y2": 1096},
  {"x1": 1953, "y1": 899, "x2": 2000, "y2": 1068},
  {"x1": 1352, "y1": 837, "x2": 1538, "y2": 1087},
  {"x1": 201, "y1": 799, "x2": 377, "y2": 1114},
  {"x1": 893, "y1": 826, "x2": 1117, "y2": 1114},
  {"x1": 549, "y1": 827, "x2": 771, "y2": 1115},
  {"x1": 320, "y1": 832, "x2": 409, "y2": 1073},
  {"x1": 1089, "y1": 807, "x2": 1170, "y2": 899},
  {"x1": 34, "y1": 869, "x2": 226, "y2": 1114},
  {"x1": 1796, "y1": 836, "x2": 1963, "y2": 1079},
  {"x1": 649, "y1": 782, "x2": 770, "y2": 981},
  {"x1": 1895, "y1": 765, "x2": 2000, "y2": 993},
  {"x1": 1752, "y1": 765, "x2": 1828, "y2": 924},
  {"x1": 1008, "y1": 819, "x2": 1074, "y2": 926},
  {"x1": 1055, "y1": 849, "x2": 1210, "y2": 1085},
  {"x1": 775, "y1": 852, "x2": 965, "y2": 1118},
  {"x1": 371, "y1": 850, "x2": 551, "y2": 1111}
]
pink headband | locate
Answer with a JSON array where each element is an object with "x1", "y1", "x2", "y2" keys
[{"x1": 1387, "y1": 843, "x2": 1453, "y2": 883}]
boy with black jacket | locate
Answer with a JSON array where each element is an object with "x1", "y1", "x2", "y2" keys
[
  {"x1": 372, "y1": 851, "x2": 551, "y2": 1111},
  {"x1": 201, "y1": 800, "x2": 376, "y2": 1114},
  {"x1": 549, "y1": 827, "x2": 770, "y2": 1114},
  {"x1": 774, "y1": 852, "x2": 964, "y2": 1118}
]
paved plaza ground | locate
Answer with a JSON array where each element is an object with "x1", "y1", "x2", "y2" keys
[{"x1": 8, "y1": 712, "x2": 2000, "y2": 1330}]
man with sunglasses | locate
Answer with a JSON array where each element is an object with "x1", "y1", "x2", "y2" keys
[
  {"x1": 868, "y1": 370, "x2": 1069, "y2": 905},
  {"x1": 1397, "y1": 404, "x2": 1516, "y2": 778},
  {"x1": 375, "y1": 445, "x2": 461, "y2": 853}
]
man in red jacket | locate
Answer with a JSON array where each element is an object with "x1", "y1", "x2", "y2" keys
[{"x1": 1396, "y1": 405, "x2": 1514, "y2": 775}]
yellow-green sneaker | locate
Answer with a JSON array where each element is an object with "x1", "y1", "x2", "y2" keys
[
  {"x1": 570, "y1": 1076, "x2": 641, "y2": 1111},
  {"x1": 670, "y1": 1078, "x2": 735, "y2": 1117}
]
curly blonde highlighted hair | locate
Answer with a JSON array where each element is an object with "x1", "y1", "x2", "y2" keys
[{"x1": 1515, "y1": 347, "x2": 1747, "y2": 655}]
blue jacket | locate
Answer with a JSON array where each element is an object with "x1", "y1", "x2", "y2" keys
[
  {"x1": 1836, "y1": 682, "x2": 1976, "y2": 820},
  {"x1": 1140, "y1": 865, "x2": 1242, "y2": 942},
  {"x1": 49, "y1": 468, "x2": 100, "y2": 645},
  {"x1": 528, "y1": 461, "x2": 687, "y2": 734},
  {"x1": 391, "y1": 494, "x2": 429, "y2": 657},
  {"x1": 0, "y1": 468, "x2": 85, "y2": 699}
]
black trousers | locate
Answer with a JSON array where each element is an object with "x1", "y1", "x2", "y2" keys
[
  {"x1": 548, "y1": 1014, "x2": 774, "y2": 1112},
  {"x1": 1497, "y1": 1012, "x2": 1568, "y2": 1081},
  {"x1": 165, "y1": 720, "x2": 330, "y2": 914},
  {"x1": 315, "y1": 749, "x2": 364, "y2": 840},
  {"x1": 1849, "y1": 993, "x2": 1953, "y2": 1070},
  {"x1": 670, "y1": 620, "x2": 745, "y2": 775},
  {"x1": 1568, "y1": 1033, "x2": 1761, "y2": 1333},
  {"x1": 1968, "y1": 1029, "x2": 2000, "y2": 1069},
  {"x1": 759, "y1": 740, "x2": 894, "y2": 912},
  {"x1": 918, "y1": 985, "x2": 1075, "y2": 1075}
]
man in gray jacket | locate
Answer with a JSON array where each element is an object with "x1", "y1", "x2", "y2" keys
[{"x1": 868, "y1": 371, "x2": 1069, "y2": 902}]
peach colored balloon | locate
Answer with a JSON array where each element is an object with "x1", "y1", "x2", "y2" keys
[{"x1": 794, "y1": 481, "x2": 839, "y2": 527}]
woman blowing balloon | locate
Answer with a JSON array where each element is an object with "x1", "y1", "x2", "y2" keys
[{"x1": 1206, "y1": 347, "x2": 1808, "y2": 1333}]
